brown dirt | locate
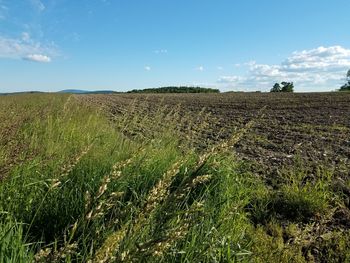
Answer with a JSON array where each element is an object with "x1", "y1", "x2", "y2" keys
[{"x1": 79, "y1": 92, "x2": 350, "y2": 183}]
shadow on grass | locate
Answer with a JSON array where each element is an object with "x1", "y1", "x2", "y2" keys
[{"x1": 247, "y1": 187, "x2": 328, "y2": 225}]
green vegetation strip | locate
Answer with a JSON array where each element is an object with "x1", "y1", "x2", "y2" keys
[
  {"x1": 0, "y1": 94, "x2": 349, "y2": 262},
  {"x1": 127, "y1": 86, "x2": 219, "y2": 93}
]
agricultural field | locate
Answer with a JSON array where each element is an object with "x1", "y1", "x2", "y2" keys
[
  {"x1": 85, "y1": 92, "x2": 350, "y2": 180},
  {"x1": 1, "y1": 92, "x2": 350, "y2": 262}
]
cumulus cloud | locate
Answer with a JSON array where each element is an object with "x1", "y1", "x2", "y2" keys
[
  {"x1": 23, "y1": 54, "x2": 51, "y2": 63},
  {"x1": 0, "y1": 34, "x2": 56, "y2": 63},
  {"x1": 281, "y1": 46, "x2": 350, "y2": 72},
  {"x1": 218, "y1": 46, "x2": 350, "y2": 91},
  {"x1": 144, "y1": 66, "x2": 151, "y2": 71}
]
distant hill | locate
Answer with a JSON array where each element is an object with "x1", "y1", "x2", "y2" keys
[
  {"x1": 0, "y1": 90, "x2": 116, "y2": 96},
  {"x1": 59, "y1": 89, "x2": 116, "y2": 94},
  {"x1": 0, "y1": 91, "x2": 43, "y2": 96},
  {"x1": 127, "y1": 86, "x2": 220, "y2": 94}
]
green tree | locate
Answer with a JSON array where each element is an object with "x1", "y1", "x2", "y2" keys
[
  {"x1": 281, "y1": 82, "x2": 294, "y2": 92},
  {"x1": 271, "y1": 82, "x2": 294, "y2": 93},
  {"x1": 339, "y1": 69, "x2": 350, "y2": 91},
  {"x1": 270, "y1": 83, "x2": 281, "y2": 92}
]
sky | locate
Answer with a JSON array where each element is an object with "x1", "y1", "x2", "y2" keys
[{"x1": 0, "y1": 0, "x2": 350, "y2": 93}]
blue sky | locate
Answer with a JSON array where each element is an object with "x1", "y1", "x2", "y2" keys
[{"x1": 1, "y1": 0, "x2": 350, "y2": 92}]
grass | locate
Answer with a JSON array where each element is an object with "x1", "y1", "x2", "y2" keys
[
  {"x1": 0, "y1": 213, "x2": 33, "y2": 263},
  {"x1": 0, "y1": 93, "x2": 349, "y2": 262},
  {"x1": 249, "y1": 165, "x2": 332, "y2": 224}
]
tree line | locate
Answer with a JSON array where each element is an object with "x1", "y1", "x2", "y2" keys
[{"x1": 127, "y1": 86, "x2": 220, "y2": 93}]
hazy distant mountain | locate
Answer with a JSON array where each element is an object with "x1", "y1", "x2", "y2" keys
[
  {"x1": 0, "y1": 90, "x2": 117, "y2": 95},
  {"x1": 0, "y1": 91, "x2": 43, "y2": 96}
]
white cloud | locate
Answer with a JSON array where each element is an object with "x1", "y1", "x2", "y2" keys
[
  {"x1": 218, "y1": 46, "x2": 350, "y2": 91},
  {"x1": 154, "y1": 49, "x2": 168, "y2": 54},
  {"x1": 0, "y1": 3, "x2": 8, "y2": 20},
  {"x1": 31, "y1": 0, "x2": 45, "y2": 12},
  {"x1": 145, "y1": 66, "x2": 151, "y2": 71},
  {"x1": 0, "y1": 34, "x2": 56, "y2": 63},
  {"x1": 282, "y1": 46, "x2": 350, "y2": 72},
  {"x1": 23, "y1": 54, "x2": 51, "y2": 63},
  {"x1": 196, "y1": 66, "x2": 204, "y2": 71},
  {"x1": 218, "y1": 76, "x2": 243, "y2": 83},
  {"x1": 21, "y1": 32, "x2": 31, "y2": 42}
]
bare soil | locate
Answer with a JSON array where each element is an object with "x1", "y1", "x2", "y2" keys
[{"x1": 81, "y1": 92, "x2": 350, "y2": 183}]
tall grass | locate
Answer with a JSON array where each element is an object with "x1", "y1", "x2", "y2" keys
[{"x1": 0, "y1": 94, "x2": 256, "y2": 262}]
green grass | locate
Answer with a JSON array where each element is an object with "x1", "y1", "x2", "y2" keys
[
  {"x1": 0, "y1": 213, "x2": 33, "y2": 263},
  {"x1": 0, "y1": 94, "x2": 349, "y2": 262}
]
